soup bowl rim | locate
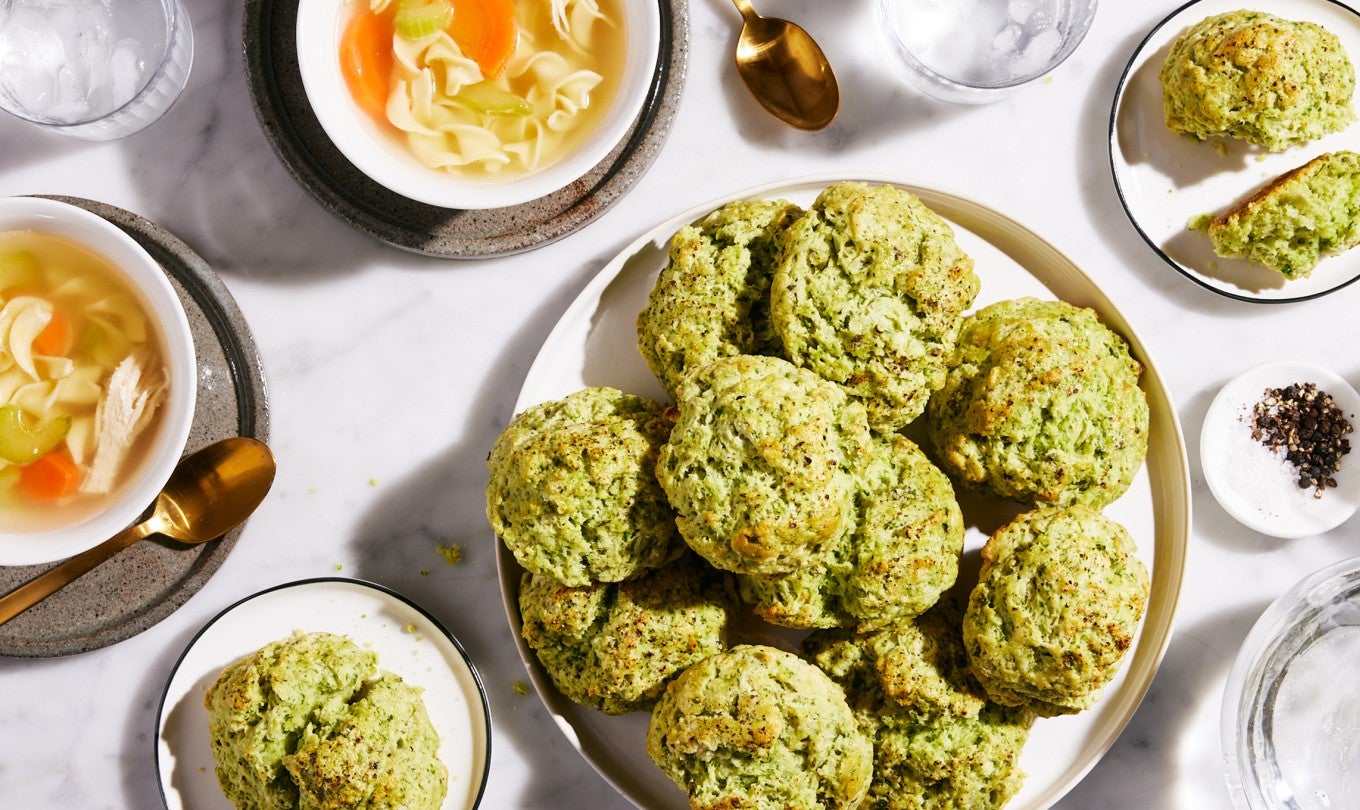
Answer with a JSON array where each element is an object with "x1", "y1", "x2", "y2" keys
[
  {"x1": 0, "y1": 196, "x2": 197, "y2": 567},
  {"x1": 294, "y1": 0, "x2": 662, "y2": 210}
]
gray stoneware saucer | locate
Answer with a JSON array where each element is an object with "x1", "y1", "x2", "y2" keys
[
  {"x1": 243, "y1": 0, "x2": 689, "y2": 258},
  {"x1": 0, "y1": 197, "x2": 270, "y2": 659}
]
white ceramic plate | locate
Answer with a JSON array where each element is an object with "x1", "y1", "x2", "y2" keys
[
  {"x1": 1201, "y1": 361, "x2": 1360, "y2": 538},
  {"x1": 155, "y1": 578, "x2": 491, "y2": 810},
  {"x1": 1110, "y1": 0, "x2": 1360, "y2": 303},
  {"x1": 497, "y1": 175, "x2": 1191, "y2": 809}
]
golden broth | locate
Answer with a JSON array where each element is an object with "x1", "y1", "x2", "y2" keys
[
  {"x1": 342, "y1": 0, "x2": 628, "y2": 182},
  {"x1": 0, "y1": 230, "x2": 169, "y2": 534}
]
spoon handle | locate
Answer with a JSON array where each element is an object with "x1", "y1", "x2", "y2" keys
[
  {"x1": 0, "y1": 520, "x2": 157, "y2": 626},
  {"x1": 731, "y1": 0, "x2": 757, "y2": 21}
]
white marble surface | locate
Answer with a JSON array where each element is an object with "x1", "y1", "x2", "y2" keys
[{"x1": 1, "y1": 0, "x2": 1358, "y2": 807}]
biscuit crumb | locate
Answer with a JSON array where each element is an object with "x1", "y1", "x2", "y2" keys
[
  {"x1": 436, "y1": 544, "x2": 464, "y2": 565},
  {"x1": 513, "y1": 680, "x2": 531, "y2": 696}
]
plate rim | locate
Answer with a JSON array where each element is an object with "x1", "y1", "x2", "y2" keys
[
  {"x1": 1108, "y1": 0, "x2": 1360, "y2": 304},
  {"x1": 497, "y1": 173, "x2": 1192, "y2": 809},
  {"x1": 153, "y1": 576, "x2": 493, "y2": 810}
]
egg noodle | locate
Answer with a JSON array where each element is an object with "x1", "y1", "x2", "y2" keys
[
  {"x1": 373, "y1": 0, "x2": 619, "y2": 177},
  {"x1": 0, "y1": 232, "x2": 166, "y2": 530}
]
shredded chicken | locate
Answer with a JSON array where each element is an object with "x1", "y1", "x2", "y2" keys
[{"x1": 80, "y1": 354, "x2": 167, "y2": 495}]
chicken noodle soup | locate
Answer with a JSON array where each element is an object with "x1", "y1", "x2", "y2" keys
[
  {"x1": 340, "y1": 0, "x2": 626, "y2": 181},
  {"x1": 0, "y1": 230, "x2": 168, "y2": 533}
]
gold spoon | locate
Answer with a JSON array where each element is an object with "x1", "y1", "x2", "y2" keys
[
  {"x1": 0, "y1": 437, "x2": 276, "y2": 626},
  {"x1": 731, "y1": 0, "x2": 839, "y2": 130}
]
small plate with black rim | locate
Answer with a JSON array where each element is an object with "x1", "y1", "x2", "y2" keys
[
  {"x1": 155, "y1": 577, "x2": 491, "y2": 810},
  {"x1": 1110, "y1": 0, "x2": 1360, "y2": 303}
]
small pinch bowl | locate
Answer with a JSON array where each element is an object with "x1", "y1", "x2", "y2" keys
[
  {"x1": 296, "y1": 0, "x2": 661, "y2": 210},
  {"x1": 0, "y1": 197, "x2": 196, "y2": 567}
]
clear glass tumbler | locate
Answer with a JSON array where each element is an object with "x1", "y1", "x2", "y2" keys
[
  {"x1": 0, "y1": 0, "x2": 194, "y2": 140},
  {"x1": 876, "y1": 0, "x2": 1098, "y2": 104}
]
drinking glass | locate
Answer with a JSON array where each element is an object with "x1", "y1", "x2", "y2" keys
[
  {"x1": 876, "y1": 0, "x2": 1097, "y2": 104},
  {"x1": 0, "y1": 0, "x2": 194, "y2": 140}
]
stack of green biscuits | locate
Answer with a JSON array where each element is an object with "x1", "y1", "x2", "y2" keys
[{"x1": 486, "y1": 181, "x2": 1154, "y2": 810}]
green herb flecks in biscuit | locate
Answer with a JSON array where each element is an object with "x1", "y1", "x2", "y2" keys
[
  {"x1": 486, "y1": 387, "x2": 683, "y2": 587},
  {"x1": 647, "y1": 644, "x2": 873, "y2": 810},
  {"x1": 925, "y1": 297, "x2": 1149, "y2": 509},
  {"x1": 637, "y1": 199, "x2": 804, "y2": 396},
  {"x1": 487, "y1": 386, "x2": 662, "y2": 473},
  {"x1": 204, "y1": 632, "x2": 447, "y2": 810},
  {"x1": 1161, "y1": 10, "x2": 1354, "y2": 152},
  {"x1": 772, "y1": 181, "x2": 980, "y2": 432},
  {"x1": 1192, "y1": 150, "x2": 1360, "y2": 279},
  {"x1": 655, "y1": 355, "x2": 871, "y2": 575},
  {"x1": 963, "y1": 506, "x2": 1150, "y2": 717},
  {"x1": 738, "y1": 434, "x2": 963, "y2": 631},
  {"x1": 805, "y1": 603, "x2": 1032, "y2": 810},
  {"x1": 518, "y1": 554, "x2": 730, "y2": 715}
]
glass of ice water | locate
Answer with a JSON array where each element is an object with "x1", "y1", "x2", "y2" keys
[
  {"x1": 876, "y1": 0, "x2": 1097, "y2": 104},
  {"x1": 0, "y1": 0, "x2": 193, "y2": 140}
]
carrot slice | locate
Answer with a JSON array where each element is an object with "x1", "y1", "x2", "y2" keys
[
  {"x1": 450, "y1": 0, "x2": 518, "y2": 79},
  {"x1": 18, "y1": 448, "x2": 83, "y2": 502},
  {"x1": 340, "y1": 8, "x2": 396, "y2": 122},
  {"x1": 33, "y1": 305, "x2": 69, "y2": 357}
]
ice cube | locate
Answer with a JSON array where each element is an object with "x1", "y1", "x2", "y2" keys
[
  {"x1": 1012, "y1": 29, "x2": 1064, "y2": 75},
  {"x1": 992, "y1": 23, "x2": 1022, "y2": 53},
  {"x1": 1008, "y1": 0, "x2": 1035, "y2": 24},
  {"x1": 106, "y1": 39, "x2": 146, "y2": 111}
]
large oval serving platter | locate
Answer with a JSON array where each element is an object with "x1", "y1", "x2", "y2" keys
[{"x1": 497, "y1": 175, "x2": 1190, "y2": 809}]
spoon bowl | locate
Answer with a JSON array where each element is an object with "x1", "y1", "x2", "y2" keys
[
  {"x1": 0, "y1": 438, "x2": 276, "y2": 625},
  {"x1": 731, "y1": 0, "x2": 839, "y2": 130}
]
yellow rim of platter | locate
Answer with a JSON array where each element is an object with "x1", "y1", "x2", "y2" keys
[{"x1": 498, "y1": 174, "x2": 1191, "y2": 809}]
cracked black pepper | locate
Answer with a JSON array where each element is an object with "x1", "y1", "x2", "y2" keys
[{"x1": 1250, "y1": 382, "x2": 1353, "y2": 497}]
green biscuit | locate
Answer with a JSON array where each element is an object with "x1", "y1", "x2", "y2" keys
[
  {"x1": 655, "y1": 354, "x2": 871, "y2": 575},
  {"x1": 805, "y1": 604, "x2": 1032, "y2": 810},
  {"x1": 647, "y1": 644, "x2": 873, "y2": 810},
  {"x1": 518, "y1": 554, "x2": 730, "y2": 715},
  {"x1": 486, "y1": 387, "x2": 683, "y2": 586},
  {"x1": 487, "y1": 386, "x2": 663, "y2": 474},
  {"x1": 866, "y1": 704, "x2": 1033, "y2": 810},
  {"x1": 963, "y1": 506, "x2": 1150, "y2": 716},
  {"x1": 1161, "y1": 10, "x2": 1355, "y2": 151},
  {"x1": 636, "y1": 198, "x2": 804, "y2": 396},
  {"x1": 925, "y1": 297, "x2": 1150, "y2": 509},
  {"x1": 204, "y1": 632, "x2": 447, "y2": 810},
  {"x1": 1193, "y1": 150, "x2": 1360, "y2": 279},
  {"x1": 772, "y1": 181, "x2": 979, "y2": 432},
  {"x1": 738, "y1": 435, "x2": 963, "y2": 630}
]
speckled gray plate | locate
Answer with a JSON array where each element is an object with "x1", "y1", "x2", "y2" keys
[
  {"x1": 243, "y1": 0, "x2": 688, "y2": 258},
  {"x1": 0, "y1": 197, "x2": 270, "y2": 659}
]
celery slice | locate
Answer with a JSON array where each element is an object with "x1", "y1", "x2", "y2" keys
[
  {"x1": 453, "y1": 82, "x2": 533, "y2": 116},
  {"x1": 0, "y1": 404, "x2": 70, "y2": 465},
  {"x1": 395, "y1": 0, "x2": 454, "y2": 38},
  {"x1": 0, "y1": 250, "x2": 39, "y2": 293}
]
